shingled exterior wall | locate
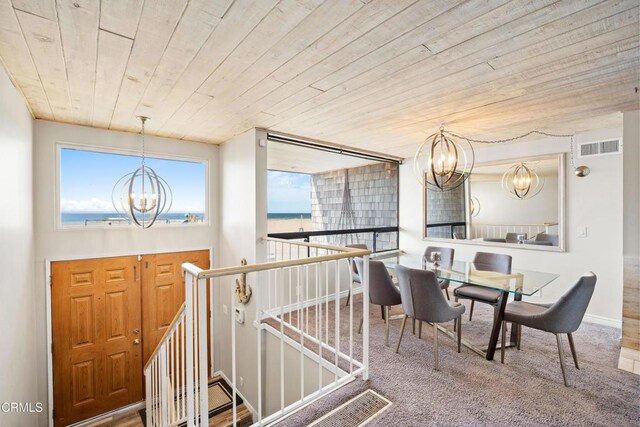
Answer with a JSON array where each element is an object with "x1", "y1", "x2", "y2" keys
[
  {"x1": 311, "y1": 163, "x2": 398, "y2": 251},
  {"x1": 425, "y1": 183, "x2": 466, "y2": 238}
]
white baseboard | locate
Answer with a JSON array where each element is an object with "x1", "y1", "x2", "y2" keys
[{"x1": 583, "y1": 313, "x2": 621, "y2": 328}]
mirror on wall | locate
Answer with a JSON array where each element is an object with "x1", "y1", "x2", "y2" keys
[{"x1": 423, "y1": 153, "x2": 565, "y2": 250}]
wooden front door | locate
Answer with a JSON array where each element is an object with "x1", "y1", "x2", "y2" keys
[
  {"x1": 51, "y1": 256, "x2": 142, "y2": 426},
  {"x1": 141, "y1": 250, "x2": 210, "y2": 366}
]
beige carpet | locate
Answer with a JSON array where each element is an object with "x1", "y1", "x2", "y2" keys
[{"x1": 274, "y1": 294, "x2": 640, "y2": 427}]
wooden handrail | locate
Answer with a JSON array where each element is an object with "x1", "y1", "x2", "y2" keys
[
  {"x1": 195, "y1": 249, "x2": 370, "y2": 280},
  {"x1": 144, "y1": 303, "x2": 185, "y2": 371},
  {"x1": 193, "y1": 238, "x2": 370, "y2": 280}
]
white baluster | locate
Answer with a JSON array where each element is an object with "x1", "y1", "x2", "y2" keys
[{"x1": 198, "y1": 276, "x2": 208, "y2": 425}]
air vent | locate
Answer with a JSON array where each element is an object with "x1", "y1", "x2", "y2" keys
[{"x1": 577, "y1": 138, "x2": 622, "y2": 158}]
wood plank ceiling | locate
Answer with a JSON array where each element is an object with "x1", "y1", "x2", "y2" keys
[{"x1": 0, "y1": 0, "x2": 638, "y2": 157}]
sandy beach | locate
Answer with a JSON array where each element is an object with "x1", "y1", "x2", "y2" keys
[{"x1": 267, "y1": 218, "x2": 312, "y2": 234}]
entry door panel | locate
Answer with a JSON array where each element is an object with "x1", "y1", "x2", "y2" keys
[
  {"x1": 141, "y1": 250, "x2": 209, "y2": 366},
  {"x1": 52, "y1": 256, "x2": 142, "y2": 426}
]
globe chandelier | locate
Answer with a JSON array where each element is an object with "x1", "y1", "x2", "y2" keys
[
  {"x1": 415, "y1": 126, "x2": 585, "y2": 192},
  {"x1": 112, "y1": 116, "x2": 172, "y2": 228},
  {"x1": 413, "y1": 125, "x2": 474, "y2": 191},
  {"x1": 501, "y1": 162, "x2": 544, "y2": 200}
]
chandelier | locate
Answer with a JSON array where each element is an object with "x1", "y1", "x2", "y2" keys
[
  {"x1": 501, "y1": 162, "x2": 544, "y2": 200},
  {"x1": 112, "y1": 116, "x2": 172, "y2": 228},
  {"x1": 413, "y1": 126, "x2": 474, "y2": 191},
  {"x1": 415, "y1": 127, "x2": 585, "y2": 192}
]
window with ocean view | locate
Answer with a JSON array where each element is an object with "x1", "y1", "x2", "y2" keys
[
  {"x1": 59, "y1": 147, "x2": 207, "y2": 227},
  {"x1": 267, "y1": 170, "x2": 312, "y2": 233}
]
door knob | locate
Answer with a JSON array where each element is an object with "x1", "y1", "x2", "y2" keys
[
  {"x1": 133, "y1": 339, "x2": 140, "y2": 345},
  {"x1": 133, "y1": 328, "x2": 140, "y2": 334}
]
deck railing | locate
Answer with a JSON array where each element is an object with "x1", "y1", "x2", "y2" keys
[{"x1": 144, "y1": 238, "x2": 370, "y2": 426}]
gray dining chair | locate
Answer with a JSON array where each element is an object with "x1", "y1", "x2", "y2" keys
[
  {"x1": 505, "y1": 232, "x2": 527, "y2": 243},
  {"x1": 345, "y1": 243, "x2": 368, "y2": 307},
  {"x1": 394, "y1": 266, "x2": 465, "y2": 370},
  {"x1": 453, "y1": 252, "x2": 512, "y2": 322},
  {"x1": 501, "y1": 272, "x2": 597, "y2": 386},
  {"x1": 355, "y1": 258, "x2": 402, "y2": 346},
  {"x1": 423, "y1": 246, "x2": 455, "y2": 300}
]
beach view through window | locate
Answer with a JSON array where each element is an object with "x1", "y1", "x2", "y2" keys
[
  {"x1": 60, "y1": 147, "x2": 207, "y2": 226},
  {"x1": 267, "y1": 170, "x2": 311, "y2": 233}
]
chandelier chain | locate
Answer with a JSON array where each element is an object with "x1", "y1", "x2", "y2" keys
[
  {"x1": 443, "y1": 129, "x2": 574, "y2": 144},
  {"x1": 442, "y1": 128, "x2": 578, "y2": 170},
  {"x1": 140, "y1": 116, "x2": 147, "y2": 166}
]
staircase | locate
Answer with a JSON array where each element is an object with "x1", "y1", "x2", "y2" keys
[{"x1": 143, "y1": 238, "x2": 370, "y2": 426}]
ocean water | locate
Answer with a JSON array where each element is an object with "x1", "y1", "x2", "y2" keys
[
  {"x1": 267, "y1": 213, "x2": 311, "y2": 220},
  {"x1": 61, "y1": 212, "x2": 205, "y2": 224},
  {"x1": 61, "y1": 212, "x2": 309, "y2": 224}
]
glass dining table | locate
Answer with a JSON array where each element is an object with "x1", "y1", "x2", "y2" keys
[{"x1": 376, "y1": 253, "x2": 559, "y2": 361}]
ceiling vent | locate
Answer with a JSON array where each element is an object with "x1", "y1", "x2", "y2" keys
[{"x1": 577, "y1": 138, "x2": 622, "y2": 158}]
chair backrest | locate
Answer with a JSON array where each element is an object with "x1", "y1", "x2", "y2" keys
[
  {"x1": 505, "y1": 232, "x2": 527, "y2": 243},
  {"x1": 473, "y1": 252, "x2": 512, "y2": 274},
  {"x1": 542, "y1": 272, "x2": 597, "y2": 333},
  {"x1": 346, "y1": 244, "x2": 368, "y2": 274},
  {"x1": 535, "y1": 233, "x2": 559, "y2": 246},
  {"x1": 423, "y1": 246, "x2": 455, "y2": 265},
  {"x1": 395, "y1": 266, "x2": 454, "y2": 323},
  {"x1": 354, "y1": 258, "x2": 399, "y2": 306}
]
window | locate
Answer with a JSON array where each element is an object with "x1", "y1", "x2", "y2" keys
[
  {"x1": 59, "y1": 146, "x2": 207, "y2": 227},
  {"x1": 267, "y1": 170, "x2": 312, "y2": 233}
]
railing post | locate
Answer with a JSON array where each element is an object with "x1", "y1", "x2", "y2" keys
[
  {"x1": 145, "y1": 367, "x2": 151, "y2": 426},
  {"x1": 160, "y1": 347, "x2": 169, "y2": 426},
  {"x1": 362, "y1": 254, "x2": 370, "y2": 380},
  {"x1": 185, "y1": 273, "x2": 195, "y2": 427},
  {"x1": 198, "y1": 275, "x2": 209, "y2": 425},
  {"x1": 373, "y1": 232, "x2": 377, "y2": 253}
]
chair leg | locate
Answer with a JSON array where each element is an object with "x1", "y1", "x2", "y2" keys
[
  {"x1": 396, "y1": 315, "x2": 408, "y2": 353},
  {"x1": 517, "y1": 324, "x2": 521, "y2": 350},
  {"x1": 345, "y1": 289, "x2": 351, "y2": 307},
  {"x1": 381, "y1": 305, "x2": 385, "y2": 320},
  {"x1": 457, "y1": 316, "x2": 462, "y2": 353},
  {"x1": 412, "y1": 317, "x2": 416, "y2": 335},
  {"x1": 556, "y1": 333, "x2": 570, "y2": 387},
  {"x1": 358, "y1": 316, "x2": 363, "y2": 334},
  {"x1": 567, "y1": 333, "x2": 579, "y2": 369},
  {"x1": 469, "y1": 300, "x2": 475, "y2": 321},
  {"x1": 385, "y1": 306, "x2": 390, "y2": 347},
  {"x1": 445, "y1": 289, "x2": 450, "y2": 301},
  {"x1": 433, "y1": 322, "x2": 439, "y2": 370},
  {"x1": 418, "y1": 320, "x2": 422, "y2": 339},
  {"x1": 501, "y1": 321, "x2": 507, "y2": 364}
]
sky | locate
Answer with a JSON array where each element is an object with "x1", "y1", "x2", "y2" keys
[
  {"x1": 60, "y1": 148, "x2": 206, "y2": 213},
  {"x1": 267, "y1": 170, "x2": 311, "y2": 213}
]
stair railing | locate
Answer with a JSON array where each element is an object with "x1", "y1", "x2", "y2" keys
[
  {"x1": 144, "y1": 263, "x2": 208, "y2": 427},
  {"x1": 144, "y1": 240, "x2": 370, "y2": 427}
]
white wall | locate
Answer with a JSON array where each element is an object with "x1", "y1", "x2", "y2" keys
[
  {"x1": 216, "y1": 128, "x2": 267, "y2": 410},
  {"x1": 33, "y1": 121, "x2": 219, "y2": 425},
  {"x1": 0, "y1": 66, "x2": 38, "y2": 426},
  {"x1": 400, "y1": 128, "x2": 624, "y2": 325}
]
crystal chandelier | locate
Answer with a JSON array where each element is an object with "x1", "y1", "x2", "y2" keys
[
  {"x1": 501, "y1": 162, "x2": 544, "y2": 200},
  {"x1": 112, "y1": 116, "x2": 172, "y2": 228},
  {"x1": 414, "y1": 126, "x2": 474, "y2": 191}
]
